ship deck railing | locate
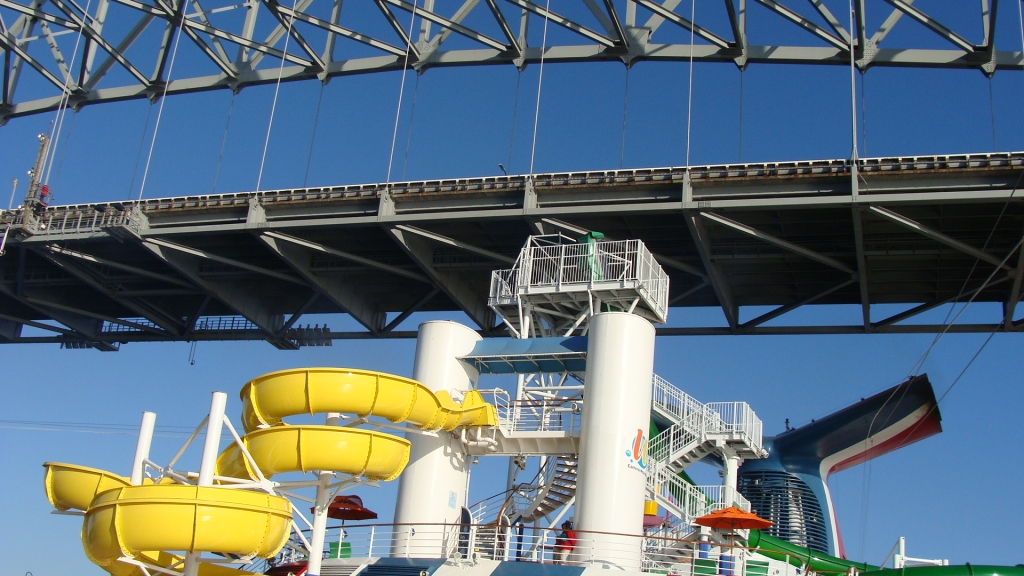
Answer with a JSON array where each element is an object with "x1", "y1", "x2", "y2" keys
[{"x1": 263, "y1": 521, "x2": 829, "y2": 576}]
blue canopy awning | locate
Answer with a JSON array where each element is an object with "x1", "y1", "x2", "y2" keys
[{"x1": 460, "y1": 336, "x2": 588, "y2": 374}]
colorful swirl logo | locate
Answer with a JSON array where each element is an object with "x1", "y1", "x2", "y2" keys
[{"x1": 624, "y1": 428, "x2": 649, "y2": 470}]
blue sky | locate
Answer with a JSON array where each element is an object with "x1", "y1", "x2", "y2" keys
[{"x1": 2, "y1": 1, "x2": 1024, "y2": 574}]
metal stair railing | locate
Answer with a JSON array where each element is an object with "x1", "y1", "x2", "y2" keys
[
  {"x1": 648, "y1": 375, "x2": 728, "y2": 468},
  {"x1": 516, "y1": 455, "x2": 575, "y2": 522},
  {"x1": 647, "y1": 466, "x2": 751, "y2": 525},
  {"x1": 650, "y1": 376, "x2": 765, "y2": 467}
]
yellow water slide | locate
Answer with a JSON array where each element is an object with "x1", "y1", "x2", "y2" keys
[
  {"x1": 217, "y1": 367, "x2": 498, "y2": 481},
  {"x1": 43, "y1": 462, "x2": 287, "y2": 576},
  {"x1": 43, "y1": 367, "x2": 498, "y2": 576}
]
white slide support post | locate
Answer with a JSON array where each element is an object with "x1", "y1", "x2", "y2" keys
[
  {"x1": 184, "y1": 392, "x2": 228, "y2": 576},
  {"x1": 392, "y1": 321, "x2": 482, "y2": 557},
  {"x1": 723, "y1": 451, "x2": 741, "y2": 506},
  {"x1": 574, "y1": 312, "x2": 655, "y2": 570},
  {"x1": 130, "y1": 411, "x2": 156, "y2": 486},
  {"x1": 307, "y1": 412, "x2": 340, "y2": 576}
]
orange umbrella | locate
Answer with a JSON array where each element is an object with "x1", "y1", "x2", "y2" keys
[{"x1": 694, "y1": 506, "x2": 772, "y2": 531}]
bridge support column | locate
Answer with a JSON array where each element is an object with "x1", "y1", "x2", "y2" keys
[
  {"x1": 575, "y1": 312, "x2": 655, "y2": 570},
  {"x1": 392, "y1": 321, "x2": 481, "y2": 558}
]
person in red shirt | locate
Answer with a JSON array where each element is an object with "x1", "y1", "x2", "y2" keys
[{"x1": 553, "y1": 520, "x2": 577, "y2": 564}]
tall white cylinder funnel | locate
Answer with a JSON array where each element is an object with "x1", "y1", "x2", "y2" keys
[
  {"x1": 392, "y1": 321, "x2": 481, "y2": 557},
  {"x1": 575, "y1": 312, "x2": 655, "y2": 570}
]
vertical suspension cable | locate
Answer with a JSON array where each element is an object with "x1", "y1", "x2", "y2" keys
[
  {"x1": 506, "y1": 70, "x2": 522, "y2": 172},
  {"x1": 401, "y1": 74, "x2": 421, "y2": 180},
  {"x1": 859, "y1": 73, "x2": 867, "y2": 156},
  {"x1": 43, "y1": 0, "x2": 93, "y2": 185},
  {"x1": 137, "y1": 0, "x2": 192, "y2": 200},
  {"x1": 988, "y1": 77, "x2": 998, "y2": 151},
  {"x1": 684, "y1": 0, "x2": 695, "y2": 167},
  {"x1": 127, "y1": 104, "x2": 154, "y2": 200},
  {"x1": 51, "y1": 112, "x2": 77, "y2": 192},
  {"x1": 620, "y1": 67, "x2": 630, "y2": 169},
  {"x1": 385, "y1": 1, "x2": 420, "y2": 184},
  {"x1": 528, "y1": 0, "x2": 552, "y2": 176},
  {"x1": 212, "y1": 92, "x2": 236, "y2": 193},
  {"x1": 303, "y1": 84, "x2": 325, "y2": 187},
  {"x1": 737, "y1": 70, "x2": 744, "y2": 162},
  {"x1": 255, "y1": 0, "x2": 299, "y2": 193}
]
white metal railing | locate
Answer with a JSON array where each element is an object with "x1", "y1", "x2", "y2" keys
[
  {"x1": 647, "y1": 466, "x2": 751, "y2": 525},
  {"x1": 482, "y1": 389, "x2": 582, "y2": 436},
  {"x1": 650, "y1": 376, "x2": 765, "y2": 464},
  {"x1": 488, "y1": 238, "x2": 670, "y2": 321},
  {"x1": 285, "y1": 522, "x2": 795, "y2": 574},
  {"x1": 6, "y1": 205, "x2": 145, "y2": 237},
  {"x1": 649, "y1": 375, "x2": 727, "y2": 465},
  {"x1": 706, "y1": 402, "x2": 764, "y2": 454}
]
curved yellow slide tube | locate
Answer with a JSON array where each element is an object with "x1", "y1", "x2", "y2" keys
[
  {"x1": 44, "y1": 462, "x2": 133, "y2": 512},
  {"x1": 43, "y1": 367, "x2": 498, "y2": 576},
  {"x1": 240, "y1": 367, "x2": 498, "y2": 433},
  {"x1": 83, "y1": 484, "x2": 291, "y2": 567},
  {"x1": 216, "y1": 425, "x2": 410, "y2": 481},
  {"x1": 43, "y1": 464, "x2": 290, "y2": 576}
]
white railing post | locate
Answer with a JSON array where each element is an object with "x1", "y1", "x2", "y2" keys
[{"x1": 183, "y1": 392, "x2": 227, "y2": 576}]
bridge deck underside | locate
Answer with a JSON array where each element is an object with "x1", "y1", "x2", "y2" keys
[{"x1": 2, "y1": 153, "x2": 1023, "y2": 347}]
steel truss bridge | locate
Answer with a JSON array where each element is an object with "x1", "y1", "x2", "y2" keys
[
  {"x1": 1, "y1": 0, "x2": 1023, "y2": 122},
  {"x1": 1, "y1": 151, "x2": 1024, "y2": 349}
]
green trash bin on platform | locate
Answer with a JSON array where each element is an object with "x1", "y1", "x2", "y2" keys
[{"x1": 328, "y1": 541, "x2": 351, "y2": 559}]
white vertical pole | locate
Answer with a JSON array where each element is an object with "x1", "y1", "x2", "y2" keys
[
  {"x1": 130, "y1": 412, "x2": 156, "y2": 486},
  {"x1": 722, "y1": 452, "x2": 741, "y2": 506},
  {"x1": 184, "y1": 392, "x2": 228, "y2": 576},
  {"x1": 307, "y1": 412, "x2": 340, "y2": 576}
]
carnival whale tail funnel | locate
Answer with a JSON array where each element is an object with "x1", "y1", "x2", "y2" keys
[{"x1": 737, "y1": 374, "x2": 941, "y2": 558}]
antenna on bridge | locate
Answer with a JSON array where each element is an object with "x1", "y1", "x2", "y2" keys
[{"x1": 25, "y1": 134, "x2": 52, "y2": 212}]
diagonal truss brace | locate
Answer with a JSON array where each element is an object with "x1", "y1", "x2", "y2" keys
[
  {"x1": 686, "y1": 213, "x2": 737, "y2": 329},
  {"x1": 34, "y1": 246, "x2": 186, "y2": 335},
  {"x1": 383, "y1": 225, "x2": 494, "y2": 331},
  {"x1": 701, "y1": 211, "x2": 856, "y2": 275},
  {"x1": 258, "y1": 233, "x2": 384, "y2": 333},
  {"x1": 139, "y1": 240, "x2": 295, "y2": 347},
  {"x1": 868, "y1": 206, "x2": 1013, "y2": 272}
]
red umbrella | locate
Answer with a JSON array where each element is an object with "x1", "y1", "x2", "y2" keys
[
  {"x1": 694, "y1": 506, "x2": 772, "y2": 531},
  {"x1": 309, "y1": 495, "x2": 378, "y2": 521}
]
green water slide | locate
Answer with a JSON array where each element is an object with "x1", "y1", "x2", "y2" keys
[
  {"x1": 860, "y1": 567, "x2": 1024, "y2": 576},
  {"x1": 746, "y1": 530, "x2": 877, "y2": 573}
]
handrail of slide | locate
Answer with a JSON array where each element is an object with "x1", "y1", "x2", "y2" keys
[{"x1": 43, "y1": 367, "x2": 499, "y2": 576}]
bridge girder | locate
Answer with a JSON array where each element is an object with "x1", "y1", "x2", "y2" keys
[
  {"x1": 1, "y1": 0, "x2": 1022, "y2": 122},
  {"x1": 2, "y1": 151, "x2": 1024, "y2": 347}
]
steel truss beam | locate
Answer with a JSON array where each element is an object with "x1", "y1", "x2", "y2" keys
[
  {"x1": 3, "y1": 0, "x2": 1024, "y2": 121},
  {"x1": 383, "y1": 224, "x2": 495, "y2": 331},
  {"x1": 139, "y1": 239, "x2": 299, "y2": 349},
  {"x1": 2, "y1": 151, "x2": 1024, "y2": 346}
]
